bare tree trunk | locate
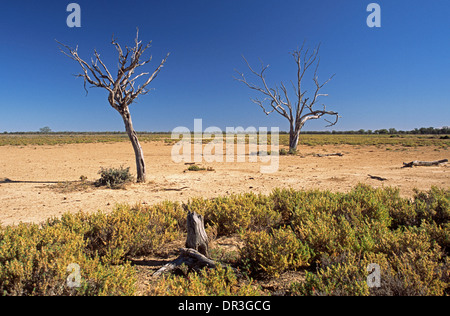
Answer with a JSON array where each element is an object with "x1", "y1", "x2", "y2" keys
[
  {"x1": 289, "y1": 125, "x2": 300, "y2": 151},
  {"x1": 57, "y1": 30, "x2": 169, "y2": 185},
  {"x1": 121, "y1": 109, "x2": 146, "y2": 183}
]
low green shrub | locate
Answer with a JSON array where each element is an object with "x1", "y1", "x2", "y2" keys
[
  {"x1": 291, "y1": 252, "x2": 372, "y2": 296},
  {"x1": 149, "y1": 265, "x2": 265, "y2": 296},
  {"x1": 240, "y1": 228, "x2": 312, "y2": 277},
  {"x1": 47, "y1": 203, "x2": 182, "y2": 265},
  {"x1": 187, "y1": 164, "x2": 203, "y2": 171},
  {"x1": 96, "y1": 166, "x2": 133, "y2": 188},
  {"x1": 1, "y1": 184, "x2": 448, "y2": 296},
  {"x1": 0, "y1": 223, "x2": 136, "y2": 296},
  {"x1": 188, "y1": 193, "x2": 281, "y2": 236}
]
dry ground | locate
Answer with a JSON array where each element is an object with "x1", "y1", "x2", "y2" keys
[{"x1": 0, "y1": 141, "x2": 448, "y2": 226}]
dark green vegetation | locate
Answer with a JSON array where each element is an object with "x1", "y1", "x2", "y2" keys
[
  {"x1": 1, "y1": 185, "x2": 448, "y2": 296},
  {"x1": 96, "y1": 166, "x2": 134, "y2": 189}
]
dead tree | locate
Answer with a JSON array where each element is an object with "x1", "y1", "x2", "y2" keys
[
  {"x1": 57, "y1": 29, "x2": 169, "y2": 182},
  {"x1": 235, "y1": 43, "x2": 339, "y2": 151}
]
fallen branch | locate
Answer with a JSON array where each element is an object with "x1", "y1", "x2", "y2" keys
[
  {"x1": 316, "y1": 153, "x2": 344, "y2": 157},
  {"x1": 368, "y1": 174, "x2": 387, "y2": 181},
  {"x1": 402, "y1": 159, "x2": 448, "y2": 168}
]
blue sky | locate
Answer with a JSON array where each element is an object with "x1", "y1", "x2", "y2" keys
[{"x1": 0, "y1": 0, "x2": 449, "y2": 132}]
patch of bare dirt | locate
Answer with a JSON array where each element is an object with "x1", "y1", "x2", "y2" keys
[{"x1": 0, "y1": 141, "x2": 448, "y2": 226}]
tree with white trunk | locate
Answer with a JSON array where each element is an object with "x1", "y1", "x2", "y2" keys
[
  {"x1": 235, "y1": 43, "x2": 339, "y2": 151},
  {"x1": 57, "y1": 29, "x2": 169, "y2": 182}
]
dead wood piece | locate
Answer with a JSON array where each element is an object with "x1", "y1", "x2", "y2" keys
[
  {"x1": 402, "y1": 159, "x2": 448, "y2": 168},
  {"x1": 368, "y1": 174, "x2": 387, "y2": 181},
  {"x1": 316, "y1": 152, "x2": 344, "y2": 157},
  {"x1": 185, "y1": 209, "x2": 209, "y2": 257},
  {"x1": 152, "y1": 207, "x2": 238, "y2": 279},
  {"x1": 152, "y1": 248, "x2": 218, "y2": 278},
  {"x1": 162, "y1": 186, "x2": 189, "y2": 192}
]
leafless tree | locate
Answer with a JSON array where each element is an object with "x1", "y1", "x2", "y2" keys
[
  {"x1": 57, "y1": 29, "x2": 169, "y2": 182},
  {"x1": 235, "y1": 43, "x2": 339, "y2": 151}
]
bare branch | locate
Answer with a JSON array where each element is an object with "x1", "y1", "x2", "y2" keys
[
  {"x1": 57, "y1": 30, "x2": 170, "y2": 111},
  {"x1": 234, "y1": 56, "x2": 290, "y2": 120},
  {"x1": 236, "y1": 43, "x2": 339, "y2": 150}
]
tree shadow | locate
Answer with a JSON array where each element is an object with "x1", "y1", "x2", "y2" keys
[
  {"x1": 130, "y1": 258, "x2": 174, "y2": 268},
  {"x1": 0, "y1": 178, "x2": 60, "y2": 184}
]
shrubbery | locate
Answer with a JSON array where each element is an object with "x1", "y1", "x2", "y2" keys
[
  {"x1": 149, "y1": 265, "x2": 265, "y2": 296},
  {"x1": 0, "y1": 184, "x2": 448, "y2": 295},
  {"x1": 96, "y1": 166, "x2": 134, "y2": 188},
  {"x1": 240, "y1": 228, "x2": 311, "y2": 277}
]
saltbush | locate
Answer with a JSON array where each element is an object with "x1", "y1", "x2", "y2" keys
[
  {"x1": 0, "y1": 223, "x2": 136, "y2": 296},
  {"x1": 0, "y1": 184, "x2": 448, "y2": 296},
  {"x1": 188, "y1": 193, "x2": 280, "y2": 236},
  {"x1": 96, "y1": 166, "x2": 134, "y2": 188},
  {"x1": 240, "y1": 228, "x2": 312, "y2": 277},
  {"x1": 149, "y1": 265, "x2": 265, "y2": 296},
  {"x1": 47, "y1": 203, "x2": 183, "y2": 265}
]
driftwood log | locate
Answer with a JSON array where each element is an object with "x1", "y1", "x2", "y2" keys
[
  {"x1": 316, "y1": 153, "x2": 344, "y2": 157},
  {"x1": 402, "y1": 159, "x2": 448, "y2": 168},
  {"x1": 153, "y1": 208, "x2": 227, "y2": 278}
]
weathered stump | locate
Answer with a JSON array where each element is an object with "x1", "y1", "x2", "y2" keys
[
  {"x1": 153, "y1": 207, "x2": 222, "y2": 278},
  {"x1": 185, "y1": 210, "x2": 209, "y2": 257}
]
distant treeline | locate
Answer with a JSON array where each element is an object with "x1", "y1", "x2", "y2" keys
[
  {"x1": 3, "y1": 126, "x2": 449, "y2": 135},
  {"x1": 300, "y1": 126, "x2": 450, "y2": 135}
]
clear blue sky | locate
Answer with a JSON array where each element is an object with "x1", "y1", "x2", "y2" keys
[{"x1": 0, "y1": 0, "x2": 449, "y2": 132}]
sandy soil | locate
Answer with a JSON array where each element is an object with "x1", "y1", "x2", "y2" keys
[{"x1": 0, "y1": 141, "x2": 448, "y2": 226}]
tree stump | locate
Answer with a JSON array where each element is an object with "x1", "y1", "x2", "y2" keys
[
  {"x1": 185, "y1": 210, "x2": 209, "y2": 257},
  {"x1": 153, "y1": 207, "x2": 221, "y2": 278}
]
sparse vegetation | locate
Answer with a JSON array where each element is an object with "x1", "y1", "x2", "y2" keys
[
  {"x1": 186, "y1": 165, "x2": 214, "y2": 172},
  {"x1": 0, "y1": 132, "x2": 448, "y2": 148},
  {"x1": 0, "y1": 185, "x2": 448, "y2": 296},
  {"x1": 96, "y1": 166, "x2": 134, "y2": 189},
  {"x1": 187, "y1": 165, "x2": 204, "y2": 171}
]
